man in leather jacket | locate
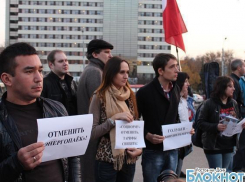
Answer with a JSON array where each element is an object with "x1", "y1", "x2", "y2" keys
[
  {"x1": 0, "y1": 42, "x2": 81, "y2": 182},
  {"x1": 42, "y1": 50, "x2": 77, "y2": 115}
]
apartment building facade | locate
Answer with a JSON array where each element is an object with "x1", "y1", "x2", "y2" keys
[{"x1": 6, "y1": 0, "x2": 171, "y2": 83}]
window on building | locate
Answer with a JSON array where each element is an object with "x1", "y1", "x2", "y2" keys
[
  {"x1": 38, "y1": 42, "x2": 45, "y2": 47},
  {"x1": 30, "y1": 26, "x2": 37, "y2": 30},
  {"x1": 30, "y1": 1, "x2": 38, "y2": 5},
  {"x1": 63, "y1": 35, "x2": 70, "y2": 39},
  {"x1": 30, "y1": 34, "x2": 37, "y2": 39},
  {"x1": 47, "y1": 34, "x2": 54, "y2": 39},
  {"x1": 39, "y1": 9, "x2": 45, "y2": 14},
  {"x1": 56, "y1": 1, "x2": 62, "y2": 6},
  {"x1": 63, "y1": 26, "x2": 69, "y2": 31},
  {"x1": 47, "y1": 9, "x2": 53, "y2": 14},
  {"x1": 22, "y1": 17, "x2": 29, "y2": 22},
  {"x1": 55, "y1": 34, "x2": 62, "y2": 39},
  {"x1": 47, "y1": 1, "x2": 55, "y2": 5},
  {"x1": 64, "y1": 10, "x2": 70, "y2": 14},
  {"x1": 72, "y1": 10, "x2": 79, "y2": 14},
  {"x1": 65, "y1": 2, "x2": 72, "y2": 6},
  {"x1": 55, "y1": 43, "x2": 62, "y2": 47},
  {"x1": 38, "y1": 1, "x2": 46, "y2": 5},
  {"x1": 47, "y1": 26, "x2": 53, "y2": 30},
  {"x1": 22, "y1": 26, "x2": 28, "y2": 30},
  {"x1": 47, "y1": 43, "x2": 53, "y2": 47},
  {"x1": 56, "y1": 26, "x2": 62, "y2": 31},
  {"x1": 47, "y1": 17, "x2": 53, "y2": 22},
  {"x1": 64, "y1": 18, "x2": 70, "y2": 22},
  {"x1": 72, "y1": 2, "x2": 79, "y2": 6},
  {"x1": 39, "y1": 35, "x2": 45, "y2": 39}
]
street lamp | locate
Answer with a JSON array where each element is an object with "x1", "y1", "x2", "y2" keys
[
  {"x1": 221, "y1": 37, "x2": 227, "y2": 76},
  {"x1": 81, "y1": 27, "x2": 85, "y2": 71}
]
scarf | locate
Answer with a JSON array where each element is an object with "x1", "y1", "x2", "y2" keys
[{"x1": 105, "y1": 84, "x2": 137, "y2": 170}]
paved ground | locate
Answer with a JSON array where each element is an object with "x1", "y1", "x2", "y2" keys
[{"x1": 133, "y1": 146, "x2": 208, "y2": 182}]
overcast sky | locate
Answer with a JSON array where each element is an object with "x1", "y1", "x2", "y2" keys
[{"x1": 0, "y1": 0, "x2": 245, "y2": 59}]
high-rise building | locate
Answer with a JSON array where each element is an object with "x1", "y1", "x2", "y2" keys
[{"x1": 6, "y1": 0, "x2": 171, "y2": 83}]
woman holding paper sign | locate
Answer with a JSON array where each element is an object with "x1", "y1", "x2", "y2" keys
[
  {"x1": 198, "y1": 76, "x2": 245, "y2": 170},
  {"x1": 89, "y1": 57, "x2": 142, "y2": 182}
]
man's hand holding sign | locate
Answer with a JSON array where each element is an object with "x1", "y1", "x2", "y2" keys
[
  {"x1": 17, "y1": 142, "x2": 45, "y2": 170},
  {"x1": 37, "y1": 114, "x2": 93, "y2": 162},
  {"x1": 162, "y1": 122, "x2": 193, "y2": 151}
]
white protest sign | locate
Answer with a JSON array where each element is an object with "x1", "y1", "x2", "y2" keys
[
  {"x1": 115, "y1": 120, "x2": 145, "y2": 149},
  {"x1": 222, "y1": 121, "x2": 238, "y2": 137},
  {"x1": 37, "y1": 114, "x2": 93, "y2": 162},
  {"x1": 162, "y1": 122, "x2": 192, "y2": 151},
  {"x1": 222, "y1": 118, "x2": 245, "y2": 137}
]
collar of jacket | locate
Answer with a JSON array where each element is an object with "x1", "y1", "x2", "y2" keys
[
  {"x1": 89, "y1": 58, "x2": 105, "y2": 70},
  {"x1": 49, "y1": 71, "x2": 74, "y2": 83},
  {"x1": 241, "y1": 75, "x2": 245, "y2": 82},
  {"x1": 152, "y1": 76, "x2": 178, "y2": 100},
  {"x1": 231, "y1": 73, "x2": 240, "y2": 81},
  {"x1": 0, "y1": 92, "x2": 33, "y2": 149},
  {"x1": 0, "y1": 92, "x2": 68, "y2": 149},
  {"x1": 0, "y1": 93, "x2": 47, "y2": 148}
]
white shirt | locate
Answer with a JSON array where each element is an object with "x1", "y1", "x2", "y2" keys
[{"x1": 178, "y1": 97, "x2": 189, "y2": 122}]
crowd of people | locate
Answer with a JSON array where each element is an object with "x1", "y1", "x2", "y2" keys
[{"x1": 0, "y1": 40, "x2": 245, "y2": 182}]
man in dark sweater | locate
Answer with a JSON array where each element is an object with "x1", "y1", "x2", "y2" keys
[
  {"x1": 42, "y1": 50, "x2": 77, "y2": 115},
  {"x1": 136, "y1": 53, "x2": 180, "y2": 182},
  {"x1": 0, "y1": 42, "x2": 81, "y2": 182},
  {"x1": 230, "y1": 59, "x2": 245, "y2": 172}
]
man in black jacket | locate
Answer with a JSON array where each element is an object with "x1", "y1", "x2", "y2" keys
[
  {"x1": 0, "y1": 42, "x2": 81, "y2": 182},
  {"x1": 42, "y1": 50, "x2": 77, "y2": 115},
  {"x1": 230, "y1": 59, "x2": 245, "y2": 172},
  {"x1": 136, "y1": 53, "x2": 180, "y2": 182}
]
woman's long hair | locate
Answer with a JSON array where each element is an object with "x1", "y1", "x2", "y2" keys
[
  {"x1": 96, "y1": 56, "x2": 138, "y2": 118},
  {"x1": 211, "y1": 76, "x2": 234, "y2": 99}
]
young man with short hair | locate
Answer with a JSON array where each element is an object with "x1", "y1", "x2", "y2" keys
[
  {"x1": 0, "y1": 42, "x2": 81, "y2": 182},
  {"x1": 136, "y1": 53, "x2": 180, "y2": 182},
  {"x1": 42, "y1": 50, "x2": 77, "y2": 115},
  {"x1": 77, "y1": 39, "x2": 113, "y2": 182}
]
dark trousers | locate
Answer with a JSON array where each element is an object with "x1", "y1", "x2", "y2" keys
[
  {"x1": 95, "y1": 160, "x2": 136, "y2": 182},
  {"x1": 233, "y1": 130, "x2": 245, "y2": 171}
]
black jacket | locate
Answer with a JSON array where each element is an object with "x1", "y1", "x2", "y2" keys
[
  {"x1": 0, "y1": 93, "x2": 81, "y2": 182},
  {"x1": 42, "y1": 71, "x2": 77, "y2": 115},
  {"x1": 198, "y1": 98, "x2": 239, "y2": 151},
  {"x1": 136, "y1": 77, "x2": 180, "y2": 150}
]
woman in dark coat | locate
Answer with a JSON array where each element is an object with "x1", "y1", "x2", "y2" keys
[{"x1": 198, "y1": 76, "x2": 245, "y2": 170}]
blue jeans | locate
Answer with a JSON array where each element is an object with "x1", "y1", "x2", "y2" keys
[
  {"x1": 142, "y1": 149, "x2": 178, "y2": 182},
  {"x1": 95, "y1": 160, "x2": 136, "y2": 182},
  {"x1": 205, "y1": 152, "x2": 233, "y2": 170}
]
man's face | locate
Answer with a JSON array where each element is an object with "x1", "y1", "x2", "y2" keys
[
  {"x1": 160, "y1": 59, "x2": 179, "y2": 81},
  {"x1": 93, "y1": 49, "x2": 113, "y2": 64},
  {"x1": 7, "y1": 55, "x2": 43, "y2": 104},
  {"x1": 239, "y1": 63, "x2": 245, "y2": 76},
  {"x1": 49, "y1": 52, "x2": 69, "y2": 77}
]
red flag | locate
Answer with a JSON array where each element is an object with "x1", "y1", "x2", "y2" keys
[{"x1": 162, "y1": 0, "x2": 187, "y2": 52}]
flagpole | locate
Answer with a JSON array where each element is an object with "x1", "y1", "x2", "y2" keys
[{"x1": 176, "y1": 46, "x2": 182, "y2": 71}]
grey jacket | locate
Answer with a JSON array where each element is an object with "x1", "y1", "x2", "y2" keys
[
  {"x1": 76, "y1": 58, "x2": 104, "y2": 182},
  {"x1": 77, "y1": 58, "x2": 104, "y2": 114}
]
